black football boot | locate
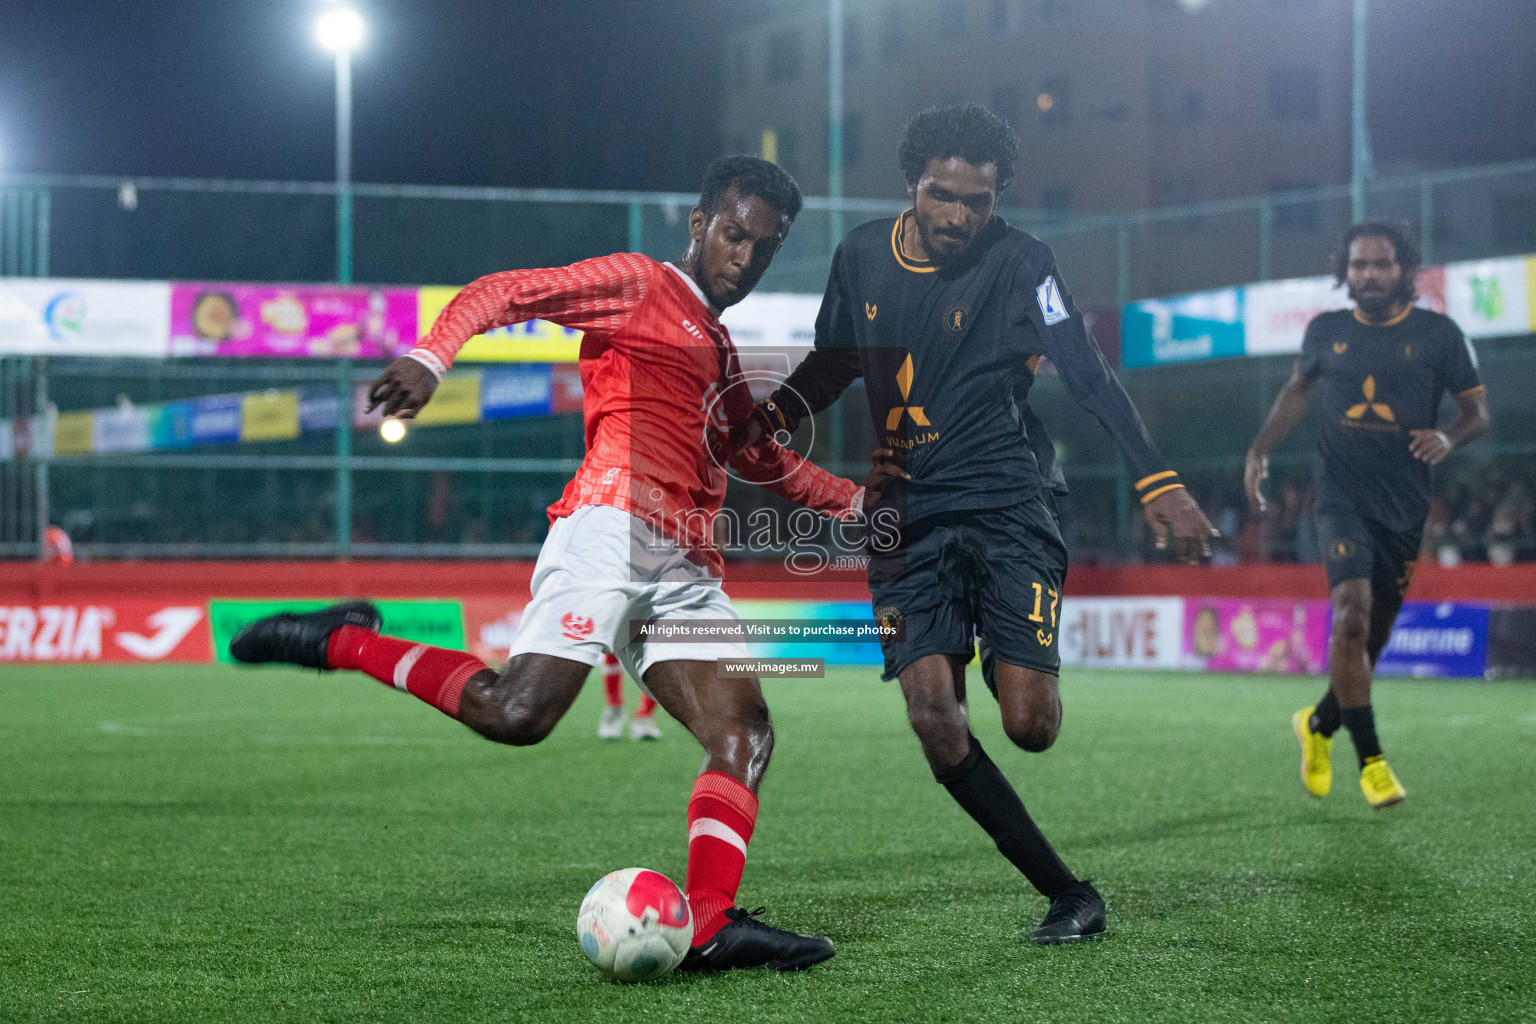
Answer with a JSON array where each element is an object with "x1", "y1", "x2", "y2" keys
[
  {"x1": 1028, "y1": 880, "x2": 1107, "y2": 945},
  {"x1": 678, "y1": 907, "x2": 835, "y2": 972},
  {"x1": 229, "y1": 601, "x2": 382, "y2": 669}
]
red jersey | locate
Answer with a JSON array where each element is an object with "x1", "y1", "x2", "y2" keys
[{"x1": 410, "y1": 253, "x2": 861, "y2": 576}]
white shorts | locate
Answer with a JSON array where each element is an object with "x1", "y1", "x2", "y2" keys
[{"x1": 506, "y1": 504, "x2": 751, "y2": 686}]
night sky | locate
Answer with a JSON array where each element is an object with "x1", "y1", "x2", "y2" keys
[{"x1": 1, "y1": 0, "x2": 1532, "y2": 197}]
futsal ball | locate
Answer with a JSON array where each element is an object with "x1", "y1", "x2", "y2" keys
[{"x1": 576, "y1": 868, "x2": 694, "y2": 983}]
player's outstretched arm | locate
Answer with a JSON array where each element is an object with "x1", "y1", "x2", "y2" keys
[
  {"x1": 391, "y1": 255, "x2": 652, "y2": 413},
  {"x1": 728, "y1": 431, "x2": 866, "y2": 518},
  {"x1": 1019, "y1": 257, "x2": 1217, "y2": 562},
  {"x1": 1244, "y1": 364, "x2": 1315, "y2": 511}
]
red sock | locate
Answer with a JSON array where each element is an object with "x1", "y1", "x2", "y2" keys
[
  {"x1": 685, "y1": 771, "x2": 758, "y2": 946},
  {"x1": 327, "y1": 625, "x2": 485, "y2": 719},
  {"x1": 602, "y1": 653, "x2": 623, "y2": 707},
  {"x1": 636, "y1": 692, "x2": 657, "y2": 717}
]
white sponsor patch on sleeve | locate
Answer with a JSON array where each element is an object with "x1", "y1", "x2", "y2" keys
[{"x1": 1036, "y1": 275, "x2": 1069, "y2": 325}]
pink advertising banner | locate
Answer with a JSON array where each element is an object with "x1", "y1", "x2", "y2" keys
[
  {"x1": 1184, "y1": 597, "x2": 1331, "y2": 675},
  {"x1": 169, "y1": 283, "x2": 417, "y2": 358}
]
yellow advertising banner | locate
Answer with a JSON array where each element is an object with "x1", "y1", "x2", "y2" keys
[
  {"x1": 52, "y1": 411, "x2": 96, "y2": 456},
  {"x1": 240, "y1": 391, "x2": 301, "y2": 442},
  {"x1": 412, "y1": 371, "x2": 483, "y2": 425},
  {"x1": 417, "y1": 287, "x2": 583, "y2": 363}
]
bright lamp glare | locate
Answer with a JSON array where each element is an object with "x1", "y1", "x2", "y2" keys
[
  {"x1": 316, "y1": 7, "x2": 366, "y2": 52},
  {"x1": 380, "y1": 418, "x2": 406, "y2": 443}
]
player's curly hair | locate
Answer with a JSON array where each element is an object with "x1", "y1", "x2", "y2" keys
[
  {"x1": 898, "y1": 103, "x2": 1018, "y2": 193},
  {"x1": 699, "y1": 155, "x2": 804, "y2": 222},
  {"x1": 1333, "y1": 221, "x2": 1422, "y2": 304}
]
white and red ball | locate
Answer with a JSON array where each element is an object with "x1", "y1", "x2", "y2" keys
[{"x1": 576, "y1": 868, "x2": 693, "y2": 983}]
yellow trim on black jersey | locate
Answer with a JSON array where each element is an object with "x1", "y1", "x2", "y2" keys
[
  {"x1": 1140, "y1": 482, "x2": 1186, "y2": 504},
  {"x1": 891, "y1": 211, "x2": 937, "y2": 274},
  {"x1": 1352, "y1": 304, "x2": 1413, "y2": 328},
  {"x1": 1134, "y1": 470, "x2": 1179, "y2": 492},
  {"x1": 1457, "y1": 384, "x2": 1487, "y2": 398}
]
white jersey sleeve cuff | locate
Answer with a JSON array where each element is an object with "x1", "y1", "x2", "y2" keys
[{"x1": 405, "y1": 349, "x2": 447, "y2": 381}]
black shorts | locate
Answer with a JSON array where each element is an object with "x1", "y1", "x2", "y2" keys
[
  {"x1": 867, "y1": 497, "x2": 1067, "y2": 682},
  {"x1": 1316, "y1": 504, "x2": 1422, "y2": 603}
]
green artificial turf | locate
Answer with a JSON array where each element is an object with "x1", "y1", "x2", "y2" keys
[{"x1": 1, "y1": 664, "x2": 1533, "y2": 1023}]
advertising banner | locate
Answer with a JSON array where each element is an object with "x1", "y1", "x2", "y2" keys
[
  {"x1": 170, "y1": 283, "x2": 417, "y2": 358},
  {"x1": 52, "y1": 411, "x2": 95, "y2": 457},
  {"x1": 719, "y1": 292, "x2": 821, "y2": 350},
  {"x1": 481, "y1": 366, "x2": 553, "y2": 420},
  {"x1": 1058, "y1": 597, "x2": 1185, "y2": 669},
  {"x1": 0, "y1": 278, "x2": 170, "y2": 357},
  {"x1": 1121, "y1": 287, "x2": 1244, "y2": 368},
  {"x1": 1375, "y1": 601, "x2": 1489, "y2": 679},
  {"x1": 410, "y1": 372, "x2": 483, "y2": 426},
  {"x1": 461, "y1": 596, "x2": 528, "y2": 665},
  {"x1": 1183, "y1": 597, "x2": 1330, "y2": 675},
  {"x1": 0, "y1": 601, "x2": 211, "y2": 663},
  {"x1": 1444, "y1": 257, "x2": 1535, "y2": 340},
  {"x1": 191, "y1": 394, "x2": 243, "y2": 444},
  {"x1": 417, "y1": 286, "x2": 582, "y2": 363},
  {"x1": 207, "y1": 600, "x2": 465, "y2": 662},
  {"x1": 92, "y1": 405, "x2": 152, "y2": 454},
  {"x1": 1242, "y1": 276, "x2": 1347, "y2": 355},
  {"x1": 240, "y1": 391, "x2": 301, "y2": 443}
]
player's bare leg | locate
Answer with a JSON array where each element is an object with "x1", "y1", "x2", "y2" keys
[
  {"x1": 991, "y1": 662, "x2": 1062, "y2": 754},
  {"x1": 229, "y1": 602, "x2": 592, "y2": 742},
  {"x1": 642, "y1": 659, "x2": 833, "y2": 972},
  {"x1": 1313, "y1": 579, "x2": 1404, "y2": 807},
  {"x1": 456, "y1": 654, "x2": 590, "y2": 745},
  {"x1": 900, "y1": 652, "x2": 1103, "y2": 944}
]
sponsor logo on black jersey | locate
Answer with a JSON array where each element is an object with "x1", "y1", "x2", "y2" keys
[
  {"x1": 1345, "y1": 375, "x2": 1396, "y2": 425},
  {"x1": 884, "y1": 354, "x2": 932, "y2": 431}
]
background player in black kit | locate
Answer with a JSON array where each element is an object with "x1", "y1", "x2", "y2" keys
[
  {"x1": 736, "y1": 104, "x2": 1217, "y2": 944},
  {"x1": 1246, "y1": 222, "x2": 1489, "y2": 809}
]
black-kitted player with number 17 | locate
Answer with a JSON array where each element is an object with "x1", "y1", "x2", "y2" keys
[{"x1": 735, "y1": 104, "x2": 1217, "y2": 945}]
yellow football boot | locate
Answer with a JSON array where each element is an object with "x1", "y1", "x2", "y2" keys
[
  {"x1": 1359, "y1": 756, "x2": 1406, "y2": 809},
  {"x1": 1292, "y1": 706, "x2": 1333, "y2": 798}
]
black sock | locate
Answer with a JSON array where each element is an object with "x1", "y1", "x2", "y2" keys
[
  {"x1": 1339, "y1": 705, "x2": 1382, "y2": 765},
  {"x1": 1310, "y1": 690, "x2": 1341, "y2": 737},
  {"x1": 933, "y1": 735, "x2": 1076, "y2": 899}
]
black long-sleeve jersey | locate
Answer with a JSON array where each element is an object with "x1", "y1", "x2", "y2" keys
[{"x1": 768, "y1": 211, "x2": 1181, "y2": 525}]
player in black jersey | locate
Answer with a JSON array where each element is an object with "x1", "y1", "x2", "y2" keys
[
  {"x1": 735, "y1": 105, "x2": 1216, "y2": 944},
  {"x1": 1245, "y1": 223, "x2": 1489, "y2": 809}
]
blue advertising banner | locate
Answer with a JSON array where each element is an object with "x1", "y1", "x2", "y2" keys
[
  {"x1": 297, "y1": 388, "x2": 341, "y2": 432},
  {"x1": 1376, "y1": 601, "x2": 1489, "y2": 679},
  {"x1": 1121, "y1": 287, "x2": 1245, "y2": 368},
  {"x1": 480, "y1": 365, "x2": 553, "y2": 421},
  {"x1": 189, "y1": 394, "x2": 243, "y2": 444}
]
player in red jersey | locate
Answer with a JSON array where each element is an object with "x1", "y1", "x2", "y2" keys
[
  {"x1": 232, "y1": 158, "x2": 887, "y2": 972},
  {"x1": 597, "y1": 653, "x2": 662, "y2": 740}
]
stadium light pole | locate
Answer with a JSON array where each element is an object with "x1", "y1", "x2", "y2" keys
[
  {"x1": 317, "y1": 5, "x2": 365, "y2": 284},
  {"x1": 827, "y1": 0, "x2": 845, "y2": 253},
  {"x1": 1350, "y1": 0, "x2": 1372, "y2": 222}
]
